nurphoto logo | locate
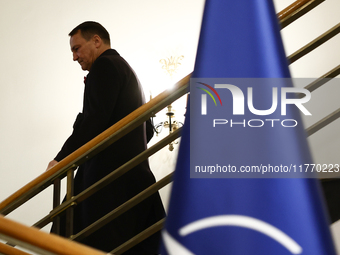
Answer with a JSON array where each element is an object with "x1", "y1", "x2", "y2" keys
[
  {"x1": 195, "y1": 80, "x2": 312, "y2": 129},
  {"x1": 197, "y1": 83, "x2": 311, "y2": 116}
]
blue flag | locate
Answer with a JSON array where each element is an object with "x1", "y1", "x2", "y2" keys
[{"x1": 161, "y1": 0, "x2": 336, "y2": 254}]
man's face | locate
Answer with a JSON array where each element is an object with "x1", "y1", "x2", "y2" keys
[{"x1": 70, "y1": 31, "x2": 97, "y2": 71}]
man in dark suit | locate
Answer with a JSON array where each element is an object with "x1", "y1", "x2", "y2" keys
[{"x1": 47, "y1": 21, "x2": 165, "y2": 254}]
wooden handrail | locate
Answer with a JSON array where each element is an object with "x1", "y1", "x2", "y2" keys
[
  {"x1": 304, "y1": 64, "x2": 340, "y2": 93},
  {"x1": 0, "y1": 73, "x2": 190, "y2": 215},
  {"x1": 0, "y1": 242, "x2": 31, "y2": 255},
  {"x1": 33, "y1": 127, "x2": 181, "y2": 230},
  {"x1": 278, "y1": 0, "x2": 325, "y2": 28},
  {"x1": 0, "y1": 215, "x2": 109, "y2": 255},
  {"x1": 288, "y1": 22, "x2": 340, "y2": 64},
  {"x1": 278, "y1": 0, "x2": 312, "y2": 20},
  {"x1": 306, "y1": 108, "x2": 340, "y2": 137}
]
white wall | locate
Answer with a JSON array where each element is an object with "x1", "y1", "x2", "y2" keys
[{"x1": 0, "y1": 0, "x2": 340, "y2": 253}]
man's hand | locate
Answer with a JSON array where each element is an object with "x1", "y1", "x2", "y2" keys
[{"x1": 46, "y1": 160, "x2": 58, "y2": 171}]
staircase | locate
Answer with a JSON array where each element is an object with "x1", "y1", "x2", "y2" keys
[{"x1": 0, "y1": 0, "x2": 339, "y2": 254}]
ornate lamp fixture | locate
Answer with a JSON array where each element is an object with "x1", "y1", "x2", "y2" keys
[
  {"x1": 160, "y1": 55, "x2": 184, "y2": 78},
  {"x1": 152, "y1": 54, "x2": 184, "y2": 151},
  {"x1": 153, "y1": 104, "x2": 183, "y2": 151}
]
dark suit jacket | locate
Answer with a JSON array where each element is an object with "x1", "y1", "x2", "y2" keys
[{"x1": 53, "y1": 49, "x2": 164, "y2": 254}]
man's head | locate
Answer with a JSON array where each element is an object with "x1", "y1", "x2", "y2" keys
[{"x1": 69, "y1": 21, "x2": 111, "y2": 71}]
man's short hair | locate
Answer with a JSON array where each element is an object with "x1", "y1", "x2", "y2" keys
[{"x1": 69, "y1": 21, "x2": 111, "y2": 45}]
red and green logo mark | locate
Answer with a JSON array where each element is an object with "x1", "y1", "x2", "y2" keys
[{"x1": 197, "y1": 82, "x2": 223, "y2": 115}]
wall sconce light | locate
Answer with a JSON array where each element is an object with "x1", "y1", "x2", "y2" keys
[{"x1": 152, "y1": 54, "x2": 185, "y2": 151}]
